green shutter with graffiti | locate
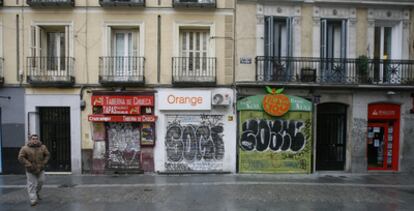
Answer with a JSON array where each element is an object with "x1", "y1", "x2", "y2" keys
[{"x1": 238, "y1": 95, "x2": 313, "y2": 173}]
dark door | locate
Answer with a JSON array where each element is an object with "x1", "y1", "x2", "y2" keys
[
  {"x1": 316, "y1": 103, "x2": 347, "y2": 170},
  {"x1": 39, "y1": 107, "x2": 71, "y2": 172}
]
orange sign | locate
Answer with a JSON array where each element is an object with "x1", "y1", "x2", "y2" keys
[{"x1": 262, "y1": 87, "x2": 291, "y2": 116}]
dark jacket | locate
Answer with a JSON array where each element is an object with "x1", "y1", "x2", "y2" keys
[{"x1": 18, "y1": 140, "x2": 50, "y2": 174}]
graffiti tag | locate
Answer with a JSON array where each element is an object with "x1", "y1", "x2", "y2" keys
[
  {"x1": 240, "y1": 119, "x2": 306, "y2": 153},
  {"x1": 165, "y1": 115, "x2": 225, "y2": 164}
]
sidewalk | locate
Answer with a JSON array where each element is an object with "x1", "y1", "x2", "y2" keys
[
  {"x1": 1, "y1": 173, "x2": 414, "y2": 211},
  {"x1": 2, "y1": 172, "x2": 414, "y2": 187}
]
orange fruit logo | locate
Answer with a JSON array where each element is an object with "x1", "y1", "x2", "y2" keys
[{"x1": 262, "y1": 87, "x2": 291, "y2": 116}]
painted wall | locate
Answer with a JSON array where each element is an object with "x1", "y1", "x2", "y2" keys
[
  {"x1": 238, "y1": 95, "x2": 312, "y2": 174},
  {"x1": 0, "y1": 88, "x2": 25, "y2": 174},
  {"x1": 0, "y1": 0, "x2": 234, "y2": 86},
  {"x1": 25, "y1": 93, "x2": 82, "y2": 174},
  {"x1": 154, "y1": 88, "x2": 237, "y2": 173}
]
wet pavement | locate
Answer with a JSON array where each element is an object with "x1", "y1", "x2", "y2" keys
[{"x1": 1, "y1": 173, "x2": 414, "y2": 211}]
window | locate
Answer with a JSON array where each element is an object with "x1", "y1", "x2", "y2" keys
[
  {"x1": 264, "y1": 17, "x2": 293, "y2": 58},
  {"x1": 102, "y1": 25, "x2": 141, "y2": 81},
  {"x1": 320, "y1": 19, "x2": 347, "y2": 59},
  {"x1": 320, "y1": 19, "x2": 347, "y2": 82},
  {"x1": 30, "y1": 25, "x2": 71, "y2": 73},
  {"x1": 263, "y1": 17, "x2": 293, "y2": 81},
  {"x1": 179, "y1": 29, "x2": 209, "y2": 73},
  {"x1": 373, "y1": 23, "x2": 401, "y2": 83}
]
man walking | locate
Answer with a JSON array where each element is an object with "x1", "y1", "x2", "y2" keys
[{"x1": 18, "y1": 134, "x2": 50, "y2": 207}]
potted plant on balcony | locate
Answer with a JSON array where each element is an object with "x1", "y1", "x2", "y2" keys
[{"x1": 356, "y1": 55, "x2": 369, "y2": 83}]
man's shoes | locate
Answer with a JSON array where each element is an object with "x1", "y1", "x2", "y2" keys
[{"x1": 30, "y1": 201, "x2": 37, "y2": 207}]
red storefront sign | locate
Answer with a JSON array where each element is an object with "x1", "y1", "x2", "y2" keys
[
  {"x1": 368, "y1": 103, "x2": 400, "y2": 119},
  {"x1": 92, "y1": 95, "x2": 154, "y2": 106},
  {"x1": 88, "y1": 115, "x2": 157, "y2": 122},
  {"x1": 102, "y1": 106, "x2": 141, "y2": 115}
]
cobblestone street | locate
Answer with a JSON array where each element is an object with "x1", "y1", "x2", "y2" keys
[{"x1": 1, "y1": 173, "x2": 414, "y2": 211}]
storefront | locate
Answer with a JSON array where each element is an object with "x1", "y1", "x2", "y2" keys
[
  {"x1": 154, "y1": 88, "x2": 237, "y2": 173},
  {"x1": 237, "y1": 88, "x2": 313, "y2": 173},
  {"x1": 367, "y1": 103, "x2": 400, "y2": 171},
  {"x1": 88, "y1": 92, "x2": 157, "y2": 173}
]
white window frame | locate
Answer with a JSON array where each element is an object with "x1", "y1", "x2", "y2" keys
[
  {"x1": 102, "y1": 22, "x2": 144, "y2": 57},
  {"x1": 102, "y1": 22, "x2": 144, "y2": 81},
  {"x1": 30, "y1": 21, "x2": 74, "y2": 58},
  {"x1": 30, "y1": 21, "x2": 73, "y2": 76},
  {"x1": 179, "y1": 29, "x2": 210, "y2": 75},
  {"x1": 173, "y1": 22, "x2": 215, "y2": 58}
]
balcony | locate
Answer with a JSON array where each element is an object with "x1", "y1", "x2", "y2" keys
[
  {"x1": 99, "y1": 0, "x2": 145, "y2": 7},
  {"x1": 251, "y1": 57, "x2": 414, "y2": 87},
  {"x1": 27, "y1": 57, "x2": 75, "y2": 86},
  {"x1": 0, "y1": 58, "x2": 3, "y2": 85},
  {"x1": 172, "y1": 57, "x2": 216, "y2": 85},
  {"x1": 173, "y1": 0, "x2": 216, "y2": 8},
  {"x1": 27, "y1": 0, "x2": 74, "y2": 7},
  {"x1": 99, "y1": 56, "x2": 145, "y2": 85}
]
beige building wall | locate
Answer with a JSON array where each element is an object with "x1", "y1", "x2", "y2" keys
[
  {"x1": 0, "y1": 0, "x2": 234, "y2": 152},
  {"x1": 0, "y1": 0, "x2": 234, "y2": 86},
  {"x1": 235, "y1": 2, "x2": 256, "y2": 81}
]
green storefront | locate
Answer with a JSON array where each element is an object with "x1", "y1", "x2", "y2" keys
[{"x1": 238, "y1": 93, "x2": 313, "y2": 173}]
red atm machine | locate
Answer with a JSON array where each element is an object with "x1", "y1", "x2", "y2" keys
[{"x1": 367, "y1": 103, "x2": 400, "y2": 171}]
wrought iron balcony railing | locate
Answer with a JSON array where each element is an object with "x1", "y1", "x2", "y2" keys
[
  {"x1": 99, "y1": 56, "x2": 145, "y2": 85},
  {"x1": 27, "y1": 0, "x2": 74, "y2": 7},
  {"x1": 172, "y1": 57, "x2": 216, "y2": 85},
  {"x1": 173, "y1": 0, "x2": 216, "y2": 8},
  {"x1": 0, "y1": 58, "x2": 3, "y2": 84},
  {"x1": 27, "y1": 57, "x2": 75, "y2": 86},
  {"x1": 255, "y1": 57, "x2": 414, "y2": 86},
  {"x1": 99, "y1": 0, "x2": 145, "y2": 7}
]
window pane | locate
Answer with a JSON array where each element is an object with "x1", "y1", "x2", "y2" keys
[
  {"x1": 384, "y1": 27, "x2": 392, "y2": 59},
  {"x1": 189, "y1": 32, "x2": 193, "y2": 51},
  {"x1": 115, "y1": 33, "x2": 125, "y2": 56}
]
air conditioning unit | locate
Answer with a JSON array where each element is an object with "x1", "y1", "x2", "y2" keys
[{"x1": 211, "y1": 91, "x2": 231, "y2": 106}]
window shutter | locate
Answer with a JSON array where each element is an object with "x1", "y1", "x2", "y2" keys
[
  {"x1": 264, "y1": 16, "x2": 274, "y2": 57},
  {"x1": 39, "y1": 26, "x2": 46, "y2": 57},
  {"x1": 30, "y1": 25, "x2": 37, "y2": 57},
  {"x1": 287, "y1": 17, "x2": 293, "y2": 57},
  {"x1": 65, "y1": 25, "x2": 70, "y2": 58},
  {"x1": 341, "y1": 19, "x2": 347, "y2": 59},
  {"x1": 106, "y1": 26, "x2": 112, "y2": 56},
  {"x1": 320, "y1": 19, "x2": 327, "y2": 58}
]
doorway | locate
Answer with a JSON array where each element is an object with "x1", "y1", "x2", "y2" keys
[
  {"x1": 367, "y1": 103, "x2": 400, "y2": 171},
  {"x1": 39, "y1": 107, "x2": 71, "y2": 172},
  {"x1": 316, "y1": 103, "x2": 347, "y2": 171}
]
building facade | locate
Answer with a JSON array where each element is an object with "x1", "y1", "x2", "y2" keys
[
  {"x1": 0, "y1": 0, "x2": 236, "y2": 175},
  {"x1": 236, "y1": 0, "x2": 414, "y2": 173},
  {"x1": 1, "y1": 0, "x2": 413, "y2": 175}
]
